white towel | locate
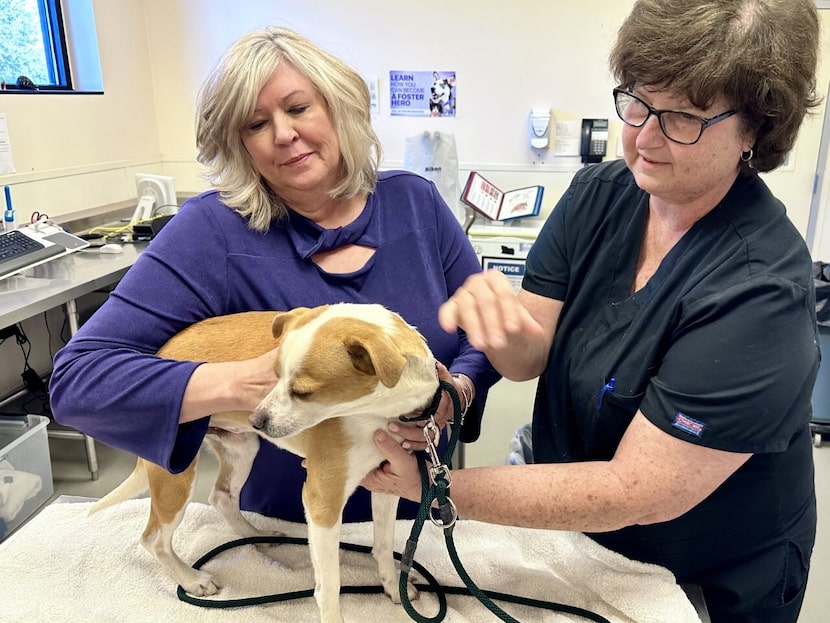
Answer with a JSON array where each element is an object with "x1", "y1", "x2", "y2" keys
[
  {"x1": 0, "y1": 499, "x2": 701, "y2": 622},
  {"x1": 0, "y1": 468, "x2": 42, "y2": 524}
]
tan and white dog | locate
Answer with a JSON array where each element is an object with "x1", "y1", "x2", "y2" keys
[{"x1": 92, "y1": 303, "x2": 440, "y2": 623}]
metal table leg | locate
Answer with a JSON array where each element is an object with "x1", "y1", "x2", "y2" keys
[{"x1": 53, "y1": 299, "x2": 100, "y2": 481}]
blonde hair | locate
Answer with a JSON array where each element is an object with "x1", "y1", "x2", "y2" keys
[{"x1": 195, "y1": 27, "x2": 382, "y2": 231}]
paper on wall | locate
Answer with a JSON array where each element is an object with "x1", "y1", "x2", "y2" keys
[
  {"x1": 553, "y1": 119, "x2": 581, "y2": 157},
  {"x1": 0, "y1": 114, "x2": 15, "y2": 174}
]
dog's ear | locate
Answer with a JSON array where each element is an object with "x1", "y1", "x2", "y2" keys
[
  {"x1": 271, "y1": 306, "x2": 325, "y2": 339},
  {"x1": 344, "y1": 333, "x2": 406, "y2": 388}
]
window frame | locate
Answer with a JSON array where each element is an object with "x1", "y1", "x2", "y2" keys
[
  {"x1": 2, "y1": 0, "x2": 74, "y2": 92},
  {"x1": 39, "y1": 0, "x2": 72, "y2": 89}
]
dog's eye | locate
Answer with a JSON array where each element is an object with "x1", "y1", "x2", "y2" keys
[{"x1": 291, "y1": 389, "x2": 313, "y2": 401}]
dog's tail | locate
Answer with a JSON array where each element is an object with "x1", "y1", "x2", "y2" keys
[{"x1": 89, "y1": 460, "x2": 149, "y2": 514}]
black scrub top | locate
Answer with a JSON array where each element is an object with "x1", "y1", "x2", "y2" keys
[{"x1": 523, "y1": 159, "x2": 818, "y2": 613}]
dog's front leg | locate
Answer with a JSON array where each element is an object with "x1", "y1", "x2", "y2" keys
[
  {"x1": 371, "y1": 492, "x2": 417, "y2": 603},
  {"x1": 307, "y1": 518, "x2": 344, "y2": 623},
  {"x1": 302, "y1": 458, "x2": 348, "y2": 623}
]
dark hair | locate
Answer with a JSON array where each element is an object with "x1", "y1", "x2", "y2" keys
[{"x1": 609, "y1": 0, "x2": 821, "y2": 172}]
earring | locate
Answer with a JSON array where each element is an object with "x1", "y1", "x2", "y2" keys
[{"x1": 741, "y1": 148, "x2": 754, "y2": 162}]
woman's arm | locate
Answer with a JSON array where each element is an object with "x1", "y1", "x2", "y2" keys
[
  {"x1": 364, "y1": 410, "x2": 751, "y2": 532},
  {"x1": 49, "y1": 200, "x2": 237, "y2": 469}
]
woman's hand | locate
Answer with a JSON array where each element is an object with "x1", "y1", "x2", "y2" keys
[
  {"x1": 180, "y1": 345, "x2": 280, "y2": 423},
  {"x1": 440, "y1": 270, "x2": 557, "y2": 382},
  {"x1": 363, "y1": 363, "x2": 468, "y2": 501},
  {"x1": 439, "y1": 269, "x2": 543, "y2": 351},
  {"x1": 361, "y1": 428, "x2": 424, "y2": 503},
  {"x1": 241, "y1": 346, "x2": 282, "y2": 409},
  {"x1": 391, "y1": 362, "x2": 471, "y2": 452}
]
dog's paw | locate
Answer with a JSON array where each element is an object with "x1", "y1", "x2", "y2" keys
[
  {"x1": 382, "y1": 575, "x2": 419, "y2": 604},
  {"x1": 181, "y1": 570, "x2": 221, "y2": 597},
  {"x1": 396, "y1": 579, "x2": 420, "y2": 603}
]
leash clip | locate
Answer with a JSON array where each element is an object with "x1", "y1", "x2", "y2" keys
[
  {"x1": 429, "y1": 463, "x2": 452, "y2": 487},
  {"x1": 423, "y1": 415, "x2": 457, "y2": 529},
  {"x1": 423, "y1": 416, "x2": 452, "y2": 488}
]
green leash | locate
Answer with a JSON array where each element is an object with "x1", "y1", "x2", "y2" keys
[
  {"x1": 178, "y1": 380, "x2": 610, "y2": 623},
  {"x1": 177, "y1": 535, "x2": 448, "y2": 611}
]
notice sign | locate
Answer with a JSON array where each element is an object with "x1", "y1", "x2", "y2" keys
[
  {"x1": 389, "y1": 70, "x2": 456, "y2": 117},
  {"x1": 482, "y1": 257, "x2": 526, "y2": 293}
]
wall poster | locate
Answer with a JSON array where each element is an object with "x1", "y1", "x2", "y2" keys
[{"x1": 389, "y1": 70, "x2": 456, "y2": 118}]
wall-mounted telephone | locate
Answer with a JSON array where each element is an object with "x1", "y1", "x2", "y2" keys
[{"x1": 581, "y1": 118, "x2": 609, "y2": 164}]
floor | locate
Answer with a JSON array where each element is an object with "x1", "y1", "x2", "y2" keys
[{"x1": 19, "y1": 432, "x2": 830, "y2": 621}]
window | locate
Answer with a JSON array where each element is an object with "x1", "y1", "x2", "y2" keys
[{"x1": 1, "y1": 0, "x2": 71, "y2": 90}]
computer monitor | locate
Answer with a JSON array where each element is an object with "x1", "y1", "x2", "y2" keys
[{"x1": 131, "y1": 173, "x2": 177, "y2": 223}]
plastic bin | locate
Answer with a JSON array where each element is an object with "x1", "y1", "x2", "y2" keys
[{"x1": 0, "y1": 415, "x2": 53, "y2": 540}]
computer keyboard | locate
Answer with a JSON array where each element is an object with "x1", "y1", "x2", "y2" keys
[
  {"x1": 0, "y1": 229, "x2": 64, "y2": 279},
  {"x1": 0, "y1": 230, "x2": 44, "y2": 259}
]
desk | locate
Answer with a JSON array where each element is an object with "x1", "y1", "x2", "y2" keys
[{"x1": 0, "y1": 242, "x2": 146, "y2": 479}]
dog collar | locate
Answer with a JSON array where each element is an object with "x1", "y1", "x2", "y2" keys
[{"x1": 399, "y1": 384, "x2": 443, "y2": 423}]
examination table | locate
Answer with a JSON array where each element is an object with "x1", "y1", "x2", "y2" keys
[{"x1": 0, "y1": 497, "x2": 706, "y2": 622}]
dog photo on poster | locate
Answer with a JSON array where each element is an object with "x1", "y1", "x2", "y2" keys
[{"x1": 389, "y1": 70, "x2": 456, "y2": 117}]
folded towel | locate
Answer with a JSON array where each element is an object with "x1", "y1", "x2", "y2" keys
[
  {"x1": 0, "y1": 467, "x2": 42, "y2": 523},
  {"x1": 0, "y1": 499, "x2": 701, "y2": 622}
]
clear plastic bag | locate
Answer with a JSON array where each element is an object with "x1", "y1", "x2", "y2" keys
[
  {"x1": 403, "y1": 131, "x2": 464, "y2": 224},
  {"x1": 507, "y1": 422, "x2": 534, "y2": 465}
]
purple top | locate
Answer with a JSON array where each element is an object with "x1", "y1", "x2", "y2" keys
[{"x1": 50, "y1": 171, "x2": 499, "y2": 522}]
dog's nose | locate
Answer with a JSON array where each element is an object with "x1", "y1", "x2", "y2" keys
[{"x1": 249, "y1": 409, "x2": 266, "y2": 430}]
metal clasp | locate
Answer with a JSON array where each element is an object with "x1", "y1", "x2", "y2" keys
[{"x1": 423, "y1": 415, "x2": 457, "y2": 529}]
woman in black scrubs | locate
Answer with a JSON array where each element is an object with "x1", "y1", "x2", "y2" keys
[{"x1": 364, "y1": 1, "x2": 821, "y2": 621}]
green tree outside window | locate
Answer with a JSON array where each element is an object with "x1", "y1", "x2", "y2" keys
[{"x1": 0, "y1": 0, "x2": 69, "y2": 89}]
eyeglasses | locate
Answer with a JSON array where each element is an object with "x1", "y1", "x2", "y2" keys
[{"x1": 613, "y1": 88, "x2": 737, "y2": 145}]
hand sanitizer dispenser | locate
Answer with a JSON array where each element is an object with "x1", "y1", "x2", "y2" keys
[{"x1": 529, "y1": 108, "x2": 551, "y2": 149}]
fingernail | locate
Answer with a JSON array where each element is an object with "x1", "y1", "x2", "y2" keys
[
  {"x1": 388, "y1": 422, "x2": 400, "y2": 433},
  {"x1": 402, "y1": 441, "x2": 412, "y2": 450}
]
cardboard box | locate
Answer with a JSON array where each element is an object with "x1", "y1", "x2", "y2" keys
[{"x1": 0, "y1": 415, "x2": 53, "y2": 540}]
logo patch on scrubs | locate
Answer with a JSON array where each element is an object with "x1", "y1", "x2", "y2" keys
[{"x1": 672, "y1": 412, "x2": 705, "y2": 437}]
